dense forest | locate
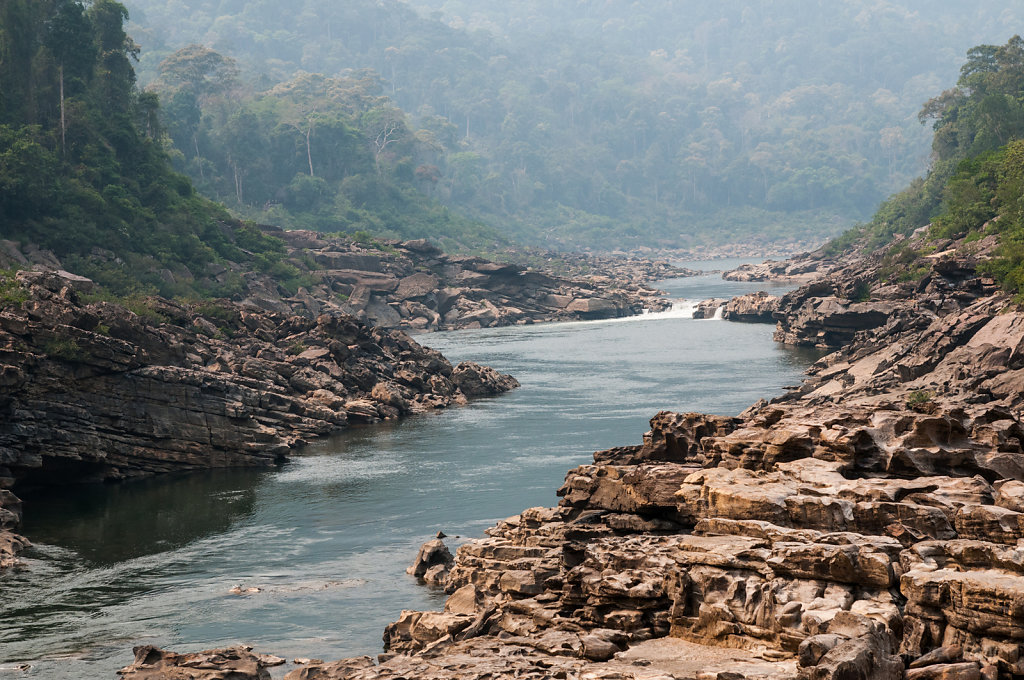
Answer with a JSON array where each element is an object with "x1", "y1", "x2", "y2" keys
[
  {"x1": 122, "y1": 0, "x2": 1024, "y2": 249},
  {"x1": 0, "y1": 0, "x2": 498, "y2": 295},
  {"x1": 0, "y1": 0, "x2": 243, "y2": 294}
]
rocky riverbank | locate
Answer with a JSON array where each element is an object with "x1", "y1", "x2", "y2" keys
[
  {"x1": 271, "y1": 230, "x2": 684, "y2": 330},
  {"x1": 0, "y1": 268, "x2": 519, "y2": 570},
  {"x1": 129, "y1": 227, "x2": 1024, "y2": 680},
  {"x1": 2, "y1": 232, "x2": 685, "y2": 335}
]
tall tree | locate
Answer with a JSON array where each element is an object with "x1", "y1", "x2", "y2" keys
[{"x1": 45, "y1": 0, "x2": 95, "y2": 154}]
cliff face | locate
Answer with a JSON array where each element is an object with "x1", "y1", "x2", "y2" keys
[
  {"x1": 248, "y1": 236, "x2": 1024, "y2": 680},
  {"x1": 0, "y1": 269, "x2": 518, "y2": 569}
]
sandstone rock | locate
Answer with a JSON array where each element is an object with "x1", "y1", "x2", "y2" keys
[
  {"x1": 407, "y1": 539, "x2": 455, "y2": 579},
  {"x1": 798, "y1": 634, "x2": 846, "y2": 668},
  {"x1": 722, "y1": 291, "x2": 781, "y2": 323},
  {"x1": 579, "y1": 633, "x2": 621, "y2": 661},
  {"x1": 693, "y1": 298, "x2": 727, "y2": 319},
  {"x1": 566, "y1": 297, "x2": 619, "y2": 319},
  {"x1": 801, "y1": 633, "x2": 902, "y2": 680},
  {"x1": 313, "y1": 252, "x2": 383, "y2": 272},
  {"x1": 116, "y1": 645, "x2": 271, "y2": 679},
  {"x1": 904, "y1": 662, "x2": 981, "y2": 680},
  {"x1": 450, "y1": 362, "x2": 520, "y2": 397},
  {"x1": 774, "y1": 297, "x2": 897, "y2": 349},
  {"x1": 395, "y1": 273, "x2": 439, "y2": 299},
  {"x1": 910, "y1": 645, "x2": 964, "y2": 668},
  {"x1": 401, "y1": 239, "x2": 442, "y2": 255},
  {"x1": 283, "y1": 657, "x2": 377, "y2": 680}
]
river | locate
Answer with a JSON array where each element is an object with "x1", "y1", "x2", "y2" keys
[{"x1": 0, "y1": 260, "x2": 817, "y2": 678}]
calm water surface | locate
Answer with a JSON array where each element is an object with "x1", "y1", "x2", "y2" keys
[{"x1": 0, "y1": 263, "x2": 817, "y2": 678}]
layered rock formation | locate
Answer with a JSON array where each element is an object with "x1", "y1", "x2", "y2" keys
[
  {"x1": 259, "y1": 233, "x2": 1024, "y2": 679},
  {"x1": 277, "y1": 231, "x2": 681, "y2": 330},
  {"x1": 2, "y1": 234, "x2": 683, "y2": 333},
  {"x1": 769, "y1": 234, "x2": 1000, "y2": 350},
  {"x1": 722, "y1": 292, "x2": 781, "y2": 323},
  {"x1": 0, "y1": 269, "x2": 518, "y2": 568},
  {"x1": 723, "y1": 259, "x2": 831, "y2": 283}
]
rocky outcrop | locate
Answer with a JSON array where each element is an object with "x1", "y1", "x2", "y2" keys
[
  {"x1": 250, "y1": 229, "x2": 683, "y2": 330},
  {"x1": 723, "y1": 258, "x2": 831, "y2": 283},
  {"x1": 770, "y1": 233, "x2": 1001, "y2": 350},
  {"x1": 450, "y1": 362, "x2": 521, "y2": 397},
  {"x1": 5, "y1": 231, "x2": 686, "y2": 334},
  {"x1": 693, "y1": 298, "x2": 727, "y2": 319},
  {"x1": 0, "y1": 270, "x2": 517, "y2": 568},
  {"x1": 273, "y1": 232, "x2": 1024, "y2": 679},
  {"x1": 773, "y1": 297, "x2": 900, "y2": 348},
  {"x1": 407, "y1": 538, "x2": 456, "y2": 586},
  {"x1": 117, "y1": 645, "x2": 281, "y2": 679},
  {"x1": 723, "y1": 292, "x2": 781, "y2": 323}
]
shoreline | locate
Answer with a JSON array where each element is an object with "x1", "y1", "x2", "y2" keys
[{"x1": 1, "y1": 260, "x2": 794, "y2": 678}]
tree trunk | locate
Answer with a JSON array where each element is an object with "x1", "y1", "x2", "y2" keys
[
  {"x1": 306, "y1": 126, "x2": 315, "y2": 177},
  {"x1": 59, "y1": 63, "x2": 66, "y2": 156},
  {"x1": 194, "y1": 134, "x2": 204, "y2": 180}
]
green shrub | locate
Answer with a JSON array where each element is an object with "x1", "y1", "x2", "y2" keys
[{"x1": 43, "y1": 336, "x2": 85, "y2": 362}]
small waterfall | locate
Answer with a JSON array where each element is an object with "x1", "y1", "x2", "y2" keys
[
  {"x1": 669, "y1": 299, "x2": 697, "y2": 319},
  {"x1": 639, "y1": 299, "x2": 697, "y2": 320},
  {"x1": 712, "y1": 304, "x2": 724, "y2": 320},
  {"x1": 558, "y1": 299, "x2": 697, "y2": 326}
]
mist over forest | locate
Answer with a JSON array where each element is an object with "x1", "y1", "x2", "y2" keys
[{"x1": 115, "y1": 0, "x2": 1024, "y2": 251}]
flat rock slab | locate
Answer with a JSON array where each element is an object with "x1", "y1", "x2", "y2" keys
[{"x1": 609, "y1": 637, "x2": 798, "y2": 680}]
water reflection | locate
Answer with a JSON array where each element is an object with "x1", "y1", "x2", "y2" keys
[{"x1": 18, "y1": 468, "x2": 267, "y2": 565}]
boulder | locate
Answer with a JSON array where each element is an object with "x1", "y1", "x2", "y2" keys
[
  {"x1": 407, "y1": 538, "x2": 455, "y2": 579},
  {"x1": 451, "y1": 362, "x2": 520, "y2": 397},
  {"x1": 722, "y1": 291, "x2": 780, "y2": 323},
  {"x1": 395, "y1": 273, "x2": 439, "y2": 299}
]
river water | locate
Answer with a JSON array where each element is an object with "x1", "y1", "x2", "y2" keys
[{"x1": 0, "y1": 261, "x2": 816, "y2": 678}]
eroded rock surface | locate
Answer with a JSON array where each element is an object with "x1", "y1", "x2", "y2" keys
[
  {"x1": 723, "y1": 292, "x2": 780, "y2": 323},
  {"x1": 234, "y1": 229, "x2": 683, "y2": 330}
]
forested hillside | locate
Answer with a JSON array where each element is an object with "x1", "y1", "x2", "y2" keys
[
  {"x1": 0, "y1": 0, "x2": 501, "y2": 297},
  {"x1": 0, "y1": 0, "x2": 290, "y2": 295},
  {"x1": 829, "y1": 35, "x2": 1024, "y2": 297},
  {"x1": 123, "y1": 0, "x2": 1024, "y2": 248},
  {"x1": 143, "y1": 47, "x2": 500, "y2": 249}
]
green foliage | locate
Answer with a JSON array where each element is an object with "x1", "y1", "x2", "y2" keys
[
  {"x1": 43, "y1": 335, "x2": 84, "y2": 361},
  {"x1": 850, "y1": 281, "x2": 872, "y2": 303},
  {"x1": 147, "y1": 63, "x2": 506, "y2": 251},
  {"x1": 0, "y1": 269, "x2": 28, "y2": 307},
  {"x1": 193, "y1": 300, "x2": 238, "y2": 323},
  {"x1": 906, "y1": 390, "x2": 935, "y2": 409},
  {"x1": 931, "y1": 151, "x2": 1002, "y2": 239},
  {"x1": 827, "y1": 33, "x2": 1024, "y2": 300}
]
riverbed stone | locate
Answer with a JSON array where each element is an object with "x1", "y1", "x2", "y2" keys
[{"x1": 116, "y1": 645, "x2": 272, "y2": 679}]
